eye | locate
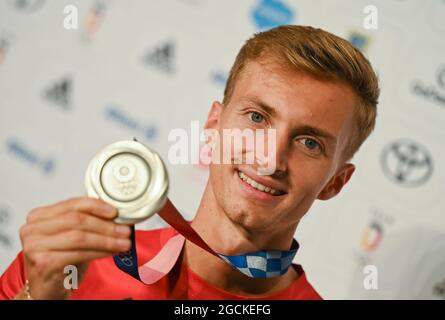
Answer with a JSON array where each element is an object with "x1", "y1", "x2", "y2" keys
[
  {"x1": 250, "y1": 111, "x2": 264, "y2": 123},
  {"x1": 299, "y1": 138, "x2": 322, "y2": 152}
]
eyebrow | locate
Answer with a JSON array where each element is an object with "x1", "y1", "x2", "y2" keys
[
  {"x1": 241, "y1": 96, "x2": 277, "y2": 118},
  {"x1": 241, "y1": 96, "x2": 337, "y2": 143},
  {"x1": 294, "y1": 125, "x2": 337, "y2": 143}
]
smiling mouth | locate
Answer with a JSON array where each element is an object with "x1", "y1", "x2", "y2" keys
[{"x1": 237, "y1": 170, "x2": 286, "y2": 196}]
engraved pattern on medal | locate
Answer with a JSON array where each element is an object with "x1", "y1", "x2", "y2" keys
[{"x1": 117, "y1": 165, "x2": 137, "y2": 195}]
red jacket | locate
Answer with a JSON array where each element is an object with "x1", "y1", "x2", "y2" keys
[{"x1": 0, "y1": 226, "x2": 322, "y2": 300}]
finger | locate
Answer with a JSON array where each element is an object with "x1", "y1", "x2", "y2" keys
[
  {"x1": 22, "y1": 211, "x2": 131, "y2": 239},
  {"x1": 27, "y1": 197, "x2": 117, "y2": 223},
  {"x1": 29, "y1": 230, "x2": 132, "y2": 253}
]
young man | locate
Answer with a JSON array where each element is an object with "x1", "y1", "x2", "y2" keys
[{"x1": 0, "y1": 25, "x2": 379, "y2": 300}]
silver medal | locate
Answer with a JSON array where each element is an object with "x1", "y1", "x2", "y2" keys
[{"x1": 85, "y1": 140, "x2": 169, "y2": 225}]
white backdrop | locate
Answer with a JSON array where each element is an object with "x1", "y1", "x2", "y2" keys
[{"x1": 1, "y1": 0, "x2": 444, "y2": 299}]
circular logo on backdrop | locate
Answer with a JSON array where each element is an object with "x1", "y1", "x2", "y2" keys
[
  {"x1": 7, "y1": 0, "x2": 45, "y2": 13},
  {"x1": 251, "y1": 0, "x2": 295, "y2": 31},
  {"x1": 380, "y1": 139, "x2": 433, "y2": 187}
]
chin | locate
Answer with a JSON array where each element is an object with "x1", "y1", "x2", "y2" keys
[{"x1": 224, "y1": 204, "x2": 278, "y2": 231}]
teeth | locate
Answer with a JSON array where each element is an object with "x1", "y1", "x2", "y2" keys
[{"x1": 237, "y1": 171, "x2": 280, "y2": 195}]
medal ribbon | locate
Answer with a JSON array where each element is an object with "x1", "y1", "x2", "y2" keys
[{"x1": 113, "y1": 199, "x2": 299, "y2": 284}]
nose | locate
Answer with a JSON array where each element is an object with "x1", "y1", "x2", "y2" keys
[
  {"x1": 271, "y1": 130, "x2": 289, "y2": 178},
  {"x1": 255, "y1": 128, "x2": 289, "y2": 177}
]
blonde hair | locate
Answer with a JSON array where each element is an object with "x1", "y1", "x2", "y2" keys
[{"x1": 223, "y1": 25, "x2": 380, "y2": 161}]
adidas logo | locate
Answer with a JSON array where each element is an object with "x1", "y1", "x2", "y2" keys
[
  {"x1": 142, "y1": 41, "x2": 174, "y2": 74},
  {"x1": 43, "y1": 76, "x2": 72, "y2": 109}
]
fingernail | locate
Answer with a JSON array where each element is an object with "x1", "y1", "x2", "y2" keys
[
  {"x1": 117, "y1": 238, "x2": 131, "y2": 249},
  {"x1": 103, "y1": 204, "x2": 116, "y2": 215},
  {"x1": 115, "y1": 225, "x2": 131, "y2": 236}
]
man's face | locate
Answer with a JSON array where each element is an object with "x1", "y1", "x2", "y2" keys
[{"x1": 205, "y1": 58, "x2": 357, "y2": 232}]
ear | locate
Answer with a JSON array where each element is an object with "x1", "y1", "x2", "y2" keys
[
  {"x1": 317, "y1": 163, "x2": 356, "y2": 201},
  {"x1": 204, "y1": 101, "x2": 224, "y2": 131}
]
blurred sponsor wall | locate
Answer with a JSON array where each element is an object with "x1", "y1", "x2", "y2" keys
[{"x1": 1, "y1": 0, "x2": 444, "y2": 299}]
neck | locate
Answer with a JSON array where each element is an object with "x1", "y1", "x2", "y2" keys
[{"x1": 182, "y1": 181, "x2": 300, "y2": 296}]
